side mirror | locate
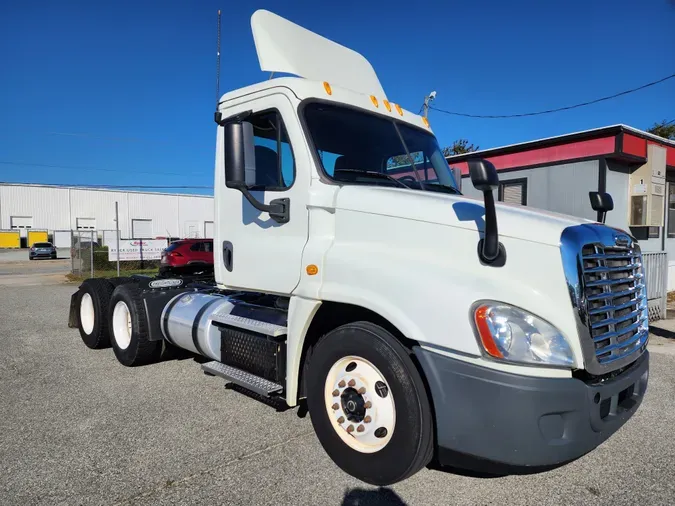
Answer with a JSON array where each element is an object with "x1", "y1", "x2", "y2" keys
[
  {"x1": 224, "y1": 122, "x2": 247, "y2": 189},
  {"x1": 589, "y1": 191, "x2": 613, "y2": 224},
  {"x1": 221, "y1": 115, "x2": 290, "y2": 224},
  {"x1": 468, "y1": 159, "x2": 504, "y2": 265}
]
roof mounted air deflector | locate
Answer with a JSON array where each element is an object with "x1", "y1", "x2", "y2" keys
[{"x1": 250, "y1": 9, "x2": 387, "y2": 99}]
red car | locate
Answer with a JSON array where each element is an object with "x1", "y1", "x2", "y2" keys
[{"x1": 160, "y1": 238, "x2": 214, "y2": 275}]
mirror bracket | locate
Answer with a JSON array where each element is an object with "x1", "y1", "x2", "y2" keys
[{"x1": 239, "y1": 187, "x2": 290, "y2": 224}]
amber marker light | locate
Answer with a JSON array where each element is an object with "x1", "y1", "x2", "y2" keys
[{"x1": 474, "y1": 305, "x2": 504, "y2": 359}]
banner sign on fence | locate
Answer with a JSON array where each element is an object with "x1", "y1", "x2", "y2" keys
[{"x1": 108, "y1": 239, "x2": 166, "y2": 261}]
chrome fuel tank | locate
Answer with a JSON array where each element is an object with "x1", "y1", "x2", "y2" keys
[{"x1": 161, "y1": 292, "x2": 234, "y2": 361}]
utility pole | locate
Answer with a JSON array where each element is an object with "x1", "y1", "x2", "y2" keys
[
  {"x1": 422, "y1": 90, "x2": 437, "y2": 119},
  {"x1": 215, "y1": 10, "x2": 221, "y2": 106},
  {"x1": 115, "y1": 201, "x2": 120, "y2": 276}
]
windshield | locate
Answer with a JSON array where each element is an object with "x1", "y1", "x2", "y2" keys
[
  {"x1": 303, "y1": 102, "x2": 460, "y2": 194},
  {"x1": 34, "y1": 243, "x2": 52, "y2": 248}
]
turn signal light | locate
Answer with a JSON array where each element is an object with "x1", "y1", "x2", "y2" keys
[
  {"x1": 394, "y1": 103, "x2": 403, "y2": 116},
  {"x1": 422, "y1": 117, "x2": 430, "y2": 128},
  {"x1": 370, "y1": 95, "x2": 379, "y2": 107},
  {"x1": 306, "y1": 264, "x2": 319, "y2": 275},
  {"x1": 383, "y1": 100, "x2": 391, "y2": 112},
  {"x1": 323, "y1": 82, "x2": 332, "y2": 95},
  {"x1": 474, "y1": 305, "x2": 504, "y2": 359}
]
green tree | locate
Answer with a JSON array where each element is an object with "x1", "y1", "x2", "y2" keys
[
  {"x1": 442, "y1": 139, "x2": 480, "y2": 156},
  {"x1": 646, "y1": 120, "x2": 675, "y2": 140}
]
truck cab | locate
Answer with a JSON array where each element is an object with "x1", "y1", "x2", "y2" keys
[{"x1": 70, "y1": 9, "x2": 649, "y2": 486}]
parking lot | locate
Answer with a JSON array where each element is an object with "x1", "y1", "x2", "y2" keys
[
  {"x1": 0, "y1": 249, "x2": 71, "y2": 287},
  {"x1": 1, "y1": 282, "x2": 674, "y2": 505}
]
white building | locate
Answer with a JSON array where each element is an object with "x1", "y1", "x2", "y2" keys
[{"x1": 0, "y1": 183, "x2": 214, "y2": 245}]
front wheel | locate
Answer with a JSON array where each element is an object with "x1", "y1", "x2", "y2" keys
[{"x1": 305, "y1": 321, "x2": 434, "y2": 485}]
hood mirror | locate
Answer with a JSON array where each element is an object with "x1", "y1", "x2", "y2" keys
[
  {"x1": 469, "y1": 159, "x2": 505, "y2": 266},
  {"x1": 589, "y1": 191, "x2": 613, "y2": 224}
]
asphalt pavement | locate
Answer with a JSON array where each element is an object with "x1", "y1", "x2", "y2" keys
[{"x1": 1, "y1": 284, "x2": 674, "y2": 506}]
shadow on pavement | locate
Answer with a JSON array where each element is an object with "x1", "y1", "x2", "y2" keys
[
  {"x1": 650, "y1": 325, "x2": 675, "y2": 340},
  {"x1": 341, "y1": 487, "x2": 407, "y2": 506}
]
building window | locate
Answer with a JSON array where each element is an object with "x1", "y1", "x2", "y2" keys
[
  {"x1": 668, "y1": 184, "x2": 675, "y2": 238},
  {"x1": 245, "y1": 110, "x2": 295, "y2": 189},
  {"x1": 131, "y1": 219, "x2": 153, "y2": 239},
  {"x1": 498, "y1": 178, "x2": 527, "y2": 206}
]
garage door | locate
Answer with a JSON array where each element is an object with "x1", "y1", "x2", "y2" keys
[
  {"x1": 27, "y1": 230, "x2": 48, "y2": 247},
  {"x1": 53, "y1": 230, "x2": 72, "y2": 249},
  {"x1": 0, "y1": 230, "x2": 20, "y2": 249},
  {"x1": 132, "y1": 219, "x2": 153, "y2": 239},
  {"x1": 204, "y1": 221, "x2": 214, "y2": 238}
]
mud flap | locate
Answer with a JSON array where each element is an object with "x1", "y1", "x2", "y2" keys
[{"x1": 68, "y1": 291, "x2": 79, "y2": 328}]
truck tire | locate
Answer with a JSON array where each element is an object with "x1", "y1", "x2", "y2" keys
[
  {"x1": 108, "y1": 283, "x2": 162, "y2": 367},
  {"x1": 76, "y1": 278, "x2": 115, "y2": 349},
  {"x1": 108, "y1": 277, "x2": 134, "y2": 288},
  {"x1": 305, "y1": 321, "x2": 434, "y2": 486}
]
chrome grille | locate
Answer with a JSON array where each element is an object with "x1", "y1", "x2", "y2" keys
[
  {"x1": 580, "y1": 243, "x2": 648, "y2": 366},
  {"x1": 561, "y1": 224, "x2": 649, "y2": 375}
]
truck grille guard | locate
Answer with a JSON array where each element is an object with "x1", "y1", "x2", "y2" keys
[{"x1": 561, "y1": 224, "x2": 649, "y2": 376}]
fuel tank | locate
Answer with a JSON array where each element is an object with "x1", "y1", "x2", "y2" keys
[{"x1": 161, "y1": 292, "x2": 234, "y2": 361}]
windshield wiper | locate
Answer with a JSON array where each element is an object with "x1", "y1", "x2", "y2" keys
[
  {"x1": 425, "y1": 182, "x2": 461, "y2": 195},
  {"x1": 335, "y1": 169, "x2": 412, "y2": 189}
]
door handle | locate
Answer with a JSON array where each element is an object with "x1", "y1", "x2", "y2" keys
[{"x1": 222, "y1": 241, "x2": 233, "y2": 272}]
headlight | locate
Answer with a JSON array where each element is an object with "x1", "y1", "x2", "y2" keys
[{"x1": 473, "y1": 302, "x2": 575, "y2": 367}]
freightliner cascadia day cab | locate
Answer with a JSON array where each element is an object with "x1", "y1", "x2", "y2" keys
[{"x1": 69, "y1": 10, "x2": 650, "y2": 485}]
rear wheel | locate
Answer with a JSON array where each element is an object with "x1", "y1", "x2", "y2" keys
[
  {"x1": 76, "y1": 278, "x2": 114, "y2": 349},
  {"x1": 109, "y1": 283, "x2": 162, "y2": 366},
  {"x1": 305, "y1": 321, "x2": 434, "y2": 486}
]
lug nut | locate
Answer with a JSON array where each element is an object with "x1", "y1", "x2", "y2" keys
[
  {"x1": 364, "y1": 415, "x2": 372, "y2": 423},
  {"x1": 332, "y1": 403, "x2": 339, "y2": 410},
  {"x1": 357, "y1": 387, "x2": 366, "y2": 394},
  {"x1": 346, "y1": 424, "x2": 355, "y2": 433},
  {"x1": 357, "y1": 425, "x2": 365, "y2": 433},
  {"x1": 337, "y1": 416, "x2": 345, "y2": 424},
  {"x1": 348, "y1": 379, "x2": 356, "y2": 387},
  {"x1": 364, "y1": 401, "x2": 372, "y2": 409},
  {"x1": 332, "y1": 389, "x2": 340, "y2": 397},
  {"x1": 338, "y1": 380, "x2": 346, "y2": 388}
]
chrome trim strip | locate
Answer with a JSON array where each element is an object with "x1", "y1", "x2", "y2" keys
[{"x1": 560, "y1": 224, "x2": 649, "y2": 375}]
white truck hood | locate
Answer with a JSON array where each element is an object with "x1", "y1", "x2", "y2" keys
[{"x1": 333, "y1": 185, "x2": 595, "y2": 247}]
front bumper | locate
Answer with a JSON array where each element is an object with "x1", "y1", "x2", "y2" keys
[{"x1": 414, "y1": 347, "x2": 649, "y2": 470}]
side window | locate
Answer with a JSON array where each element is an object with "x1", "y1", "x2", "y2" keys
[
  {"x1": 203, "y1": 242, "x2": 213, "y2": 253},
  {"x1": 190, "y1": 242, "x2": 202, "y2": 252},
  {"x1": 247, "y1": 110, "x2": 295, "y2": 189}
]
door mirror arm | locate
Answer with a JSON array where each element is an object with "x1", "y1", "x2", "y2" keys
[{"x1": 238, "y1": 187, "x2": 290, "y2": 224}]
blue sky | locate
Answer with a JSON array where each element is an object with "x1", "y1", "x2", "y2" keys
[{"x1": 1, "y1": 0, "x2": 673, "y2": 195}]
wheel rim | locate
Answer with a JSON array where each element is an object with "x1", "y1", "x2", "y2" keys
[
  {"x1": 112, "y1": 301, "x2": 132, "y2": 350},
  {"x1": 79, "y1": 293, "x2": 95, "y2": 335},
  {"x1": 324, "y1": 356, "x2": 395, "y2": 453}
]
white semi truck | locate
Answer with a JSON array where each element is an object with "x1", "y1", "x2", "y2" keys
[{"x1": 68, "y1": 10, "x2": 650, "y2": 486}]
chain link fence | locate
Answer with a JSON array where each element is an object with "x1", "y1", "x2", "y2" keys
[{"x1": 70, "y1": 231, "x2": 164, "y2": 279}]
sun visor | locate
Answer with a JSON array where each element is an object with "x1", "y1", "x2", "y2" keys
[{"x1": 251, "y1": 9, "x2": 387, "y2": 99}]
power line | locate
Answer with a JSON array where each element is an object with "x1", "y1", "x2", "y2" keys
[
  {"x1": 0, "y1": 181, "x2": 213, "y2": 190},
  {"x1": 430, "y1": 72, "x2": 675, "y2": 119},
  {"x1": 0, "y1": 160, "x2": 198, "y2": 177}
]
